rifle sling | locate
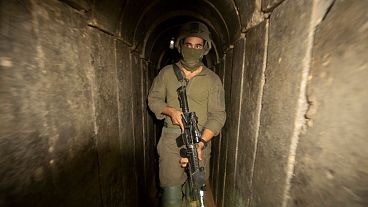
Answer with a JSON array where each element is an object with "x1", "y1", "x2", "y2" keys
[{"x1": 172, "y1": 63, "x2": 185, "y2": 82}]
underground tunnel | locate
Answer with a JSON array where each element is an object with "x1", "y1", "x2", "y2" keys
[{"x1": 0, "y1": 0, "x2": 367, "y2": 206}]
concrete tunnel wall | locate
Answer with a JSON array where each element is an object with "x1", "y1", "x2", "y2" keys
[{"x1": 0, "y1": 0, "x2": 367, "y2": 207}]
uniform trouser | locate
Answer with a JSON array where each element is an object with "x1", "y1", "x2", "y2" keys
[{"x1": 157, "y1": 128, "x2": 211, "y2": 188}]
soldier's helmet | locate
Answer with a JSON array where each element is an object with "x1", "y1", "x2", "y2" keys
[{"x1": 175, "y1": 21, "x2": 212, "y2": 55}]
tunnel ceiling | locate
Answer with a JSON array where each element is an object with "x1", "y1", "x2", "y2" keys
[
  {"x1": 66, "y1": 0, "x2": 244, "y2": 63},
  {"x1": 123, "y1": 0, "x2": 241, "y2": 54}
]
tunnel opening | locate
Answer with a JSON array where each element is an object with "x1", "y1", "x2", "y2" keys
[{"x1": 1, "y1": 0, "x2": 367, "y2": 207}]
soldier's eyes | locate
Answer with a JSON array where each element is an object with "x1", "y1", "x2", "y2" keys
[{"x1": 184, "y1": 43, "x2": 203, "y2": 49}]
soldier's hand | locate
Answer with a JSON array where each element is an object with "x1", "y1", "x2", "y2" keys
[
  {"x1": 180, "y1": 142, "x2": 204, "y2": 168},
  {"x1": 197, "y1": 141, "x2": 205, "y2": 161},
  {"x1": 169, "y1": 109, "x2": 184, "y2": 130},
  {"x1": 179, "y1": 157, "x2": 188, "y2": 168}
]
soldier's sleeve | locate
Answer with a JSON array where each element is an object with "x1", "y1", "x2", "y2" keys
[
  {"x1": 204, "y1": 75, "x2": 226, "y2": 136},
  {"x1": 148, "y1": 69, "x2": 167, "y2": 120}
]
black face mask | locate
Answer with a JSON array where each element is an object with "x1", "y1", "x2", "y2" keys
[{"x1": 180, "y1": 46, "x2": 205, "y2": 72}]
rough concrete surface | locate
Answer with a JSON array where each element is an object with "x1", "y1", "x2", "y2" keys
[
  {"x1": 211, "y1": 0, "x2": 242, "y2": 44},
  {"x1": 89, "y1": 28, "x2": 123, "y2": 206},
  {"x1": 251, "y1": 0, "x2": 314, "y2": 206},
  {"x1": 131, "y1": 54, "x2": 147, "y2": 206},
  {"x1": 210, "y1": 60, "x2": 225, "y2": 195},
  {"x1": 115, "y1": 40, "x2": 139, "y2": 207},
  {"x1": 0, "y1": 0, "x2": 152, "y2": 206},
  {"x1": 289, "y1": 1, "x2": 368, "y2": 206},
  {"x1": 89, "y1": 0, "x2": 126, "y2": 36},
  {"x1": 214, "y1": 50, "x2": 233, "y2": 207},
  {"x1": 0, "y1": 1, "x2": 101, "y2": 206},
  {"x1": 261, "y1": 0, "x2": 285, "y2": 12},
  {"x1": 210, "y1": 132, "x2": 220, "y2": 196},
  {"x1": 234, "y1": 20, "x2": 268, "y2": 207},
  {"x1": 223, "y1": 38, "x2": 246, "y2": 207},
  {"x1": 145, "y1": 63, "x2": 160, "y2": 205},
  {"x1": 234, "y1": 0, "x2": 257, "y2": 30},
  {"x1": 142, "y1": 60, "x2": 161, "y2": 204},
  {"x1": 1, "y1": 0, "x2": 367, "y2": 206}
]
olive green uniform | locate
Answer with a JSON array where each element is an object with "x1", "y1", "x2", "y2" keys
[{"x1": 148, "y1": 63, "x2": 226, "y2": 187}]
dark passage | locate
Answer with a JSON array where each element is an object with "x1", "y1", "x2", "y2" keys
[{"x1": 0, "y1": 0, "x2": 367, "y2": 207}]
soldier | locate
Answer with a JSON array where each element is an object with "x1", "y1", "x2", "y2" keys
[{"x1": 148, "y1": 21, "x2": 226, "y2": 207}]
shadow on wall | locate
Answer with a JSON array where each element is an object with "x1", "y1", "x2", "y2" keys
[{"x1": 0, "y1": 132, "x2": 138, "y2": 206}]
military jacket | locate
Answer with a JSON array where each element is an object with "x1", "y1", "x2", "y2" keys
[{"x1": 148, "y1": 63, "x2": 226, "y2": 135}]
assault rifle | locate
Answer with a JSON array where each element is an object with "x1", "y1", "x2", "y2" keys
[{"x1": 176, "y1": 84, "x2": 206, "y2": 207}]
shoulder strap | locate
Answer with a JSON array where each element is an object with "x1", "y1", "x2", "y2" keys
[{"x1": 172, "y1": 64, "x2": 184, "y2": 81}]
